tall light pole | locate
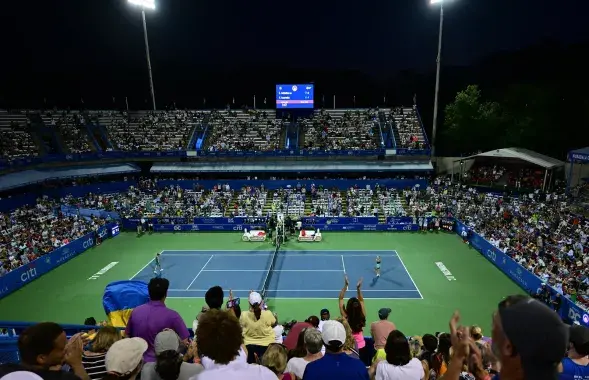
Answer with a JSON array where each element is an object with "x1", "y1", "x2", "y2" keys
[
  {"x1": 430, "y1": 0, "x2": 445, "y2": 157},
  {"x1": 128, "y1": 0, "x2": 157, "y2": 111}
]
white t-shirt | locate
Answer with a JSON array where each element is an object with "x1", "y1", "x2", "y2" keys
[
  {"x1": 285, "y1": 357, "x2": 316, "y2": 379},
  {"x1": 190, "y1": 360, "x2": 278, "y2": 380},
  {"x1": 200, "y1": 347, "x2": 248, "y2": 370},
  {"x1": 375, "y1": 358, "x2": 424, "y2": 380}
]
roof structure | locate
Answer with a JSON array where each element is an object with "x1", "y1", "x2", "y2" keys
[{"x1": 454, "y1": 148, "x2": 565, "y2": 169}]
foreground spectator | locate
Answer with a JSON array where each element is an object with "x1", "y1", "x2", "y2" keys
[
  {"x1": 260, "y1": 344, "x2": 295, "y2": 380},
  {"x1": 558, "y1": 325, "x2": 589, "y2": 380},
  {"x1": 240, "y1": 291, "x2": 276, "y2": 363},
  {"x1": 283, "y1": 316, "x2": 318, "y2": 350},
  {"x1": 371, "y1": 307, "x2": 397, "y2": 361},
  {"x1": 318, "y1": 309, "x2": 330, "y2": 331},
  {"x1": 335, "y1": 318, "x2": 361, "y2": 359},
  {"x1": 369, "y1": 330, "x2": 424, "y2": 380},
  {"x1": 302, "y1": 320, "x2": 369, "y2": 380},
  {"x1": 285, "y1": 328, "x2": 323, "y2": 378},
  {"x1": 339, "y1": 276, "x2": 367, "y2": 361},
  {"x1": 125, "y1": 278, "x2": 190, "y2": 362},
  {"x1": 491, "y1": 295, "x2": 568, "y2": 380},
  {"x1": 104, "y1": 338, "x2": 147, "y2": 380},
  {"x1": 0, "y1": 322, "x2": 90, "y2": 380},
  {"x1": 196, "y1": 309, "x2": 277, "y2": 379},
  {"x1": 141, "y1": 330, "x2": 203, "y2": 380},
  {"x1": 82, "y1": 326, "x2": 121, "y2": 380}
]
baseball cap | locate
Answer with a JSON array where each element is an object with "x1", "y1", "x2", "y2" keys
[
  {"x1": 105, "y1": 337, "x2": 148, "y2": 375},
  {"x1": 321, "y1": 320, "x2": 346, "y2": 346},
  {"x1": 320, "y1": 308, "x2": 329, "y2": 315},
  {"x1": 249, "y1": 291, "x2": 262, "y2": 305},
  {"x1": 569, "y1": 325, "x2": 589, "y2": 356},
  {"x1": 378, "y1": 308, "x2": 391, "y2": 319},
  {"x1": 0, "y1": 372, "x2": 43, "y2": 380},
  {"x1": 154, "y1": 330, "x2": 180, "y2": 354},
  {"x1": 499, "y1": 297, "x2": 568, "y2": 380}
]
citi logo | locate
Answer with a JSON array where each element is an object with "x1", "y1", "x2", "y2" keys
[
  {"x1": 83, "y1": 238, "x2": 94, "y2": 249},
  {"x1": 20, "y1": 268, "x2": 37, "y2": 283}
]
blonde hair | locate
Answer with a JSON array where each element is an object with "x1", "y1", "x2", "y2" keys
[
  {"x1": 335, "y1": 317, "x2": 355, "y2": 351},
  {"x1": 261, "y1": 343, "x2": 288, "y2": 375},
  {"x1": 92, "y1": 326, "x2": 122, "y2": 353}
]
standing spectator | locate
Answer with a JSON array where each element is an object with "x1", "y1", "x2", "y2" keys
[
  {"x1": 104, "y1": 338, "x2": 148, "y2": 380},
  {"x1": 82, "y1": 326, "x2": 121, "y2": 380},
  {"x1": 368, "y1": 330, "x2": 424, "y2": 380},
  {"x1": 302, "y1": 320, "x2": 369, "y2": 380},
  {"x1": 492, "y1": 295, "x2": 568, "y2": 380},
  {"x1": 371, "y1": 308, "x2": 397, "y2": 362},
  {"x1": 196, "y1": 309, "x2": 277, "y2": 379},
  {"x1": 338, "y1": 276, "x2": 367, "y2": 363},
  {"x1": 240, "y1": 291, "x2": 276, "y2": 363},
  {"x1": 318, "y1": 309, "x2": 330, "y2": 331},
  {"x1": 141, "y1": 330, "x2": 203, "y2": 380},
  {"x1": 260, "y1": 344, "x2": 296, "y2": 380},
  {"x1": 0, "y1": 322, "x2": 90, "y2": 380},
  {"x1": 285, "y1": 328, "x2": 323, "y2": 379},
  {"x1": 558, "y1": 325, "x2": 589, "y2": 380},
  {"x1": 125, "y1": 278, "x2": 190, "y2": 362}
]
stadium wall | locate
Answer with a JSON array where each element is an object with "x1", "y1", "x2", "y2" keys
[
  {"x1": 454, "y1": 220, "x2": 589, "y2": 328},
  {"x1": 0, "y1": 223, "x2": 120, "y2": 300}
]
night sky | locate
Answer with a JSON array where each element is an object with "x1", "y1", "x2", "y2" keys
[{"x1": 0, "y1": 0, "x2": 588, "y2": 106}]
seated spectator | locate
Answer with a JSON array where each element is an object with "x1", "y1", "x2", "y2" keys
[
  {"x1": 141, "y1": 330, "x2": 203, "y2": 380},
  {"x1": 338, "y1": 276, "x2": 367, "y2": 360},
  {"x1": 417, "y1": 334, "x2": 438, "y2": 371},
  {"x1": 0, "y1": 322, "x2": 89, "y2": 380},
  {"x1": 196, "y1": 309, "x2": 277, "y2": 379},
  {"x1": 318, "y1": 309, "x2": 330, "y2": 331},
  {"x1": 205, "y1": 286, "x2": 224, "y2": 310},
  {"x1": 283, "y1": 316, "x2": 319, "y2": 350},
  {"x1": 490, "y1": 295, "x2": 568, "y2": 380},
  {"x1": 82, "y1": 326, "x2": 121, "y2": 380},
  {"x1": 104, "y1": 338, "x2": 148, "y2": 380},
  {"x1": 285, "y1": 328, "x2": 323, "y2": 379},
  {"x1": 286, "y1": 327, "x2": 307, "y2": 361},
  {"x1": 558, "y1": 325, "x2": 589, "y2": 379},
  {"x1": 368, "y1": 330, "x2": 424, "y2": 380},
  {"x1": 302, "y1": 320, "x2": 369, "y2": 380},
  {"x1": 240, "y1": 291, "x2": 276, "y2": 363},
  {"x1": 260, "y1": 344, "x2": 295, "y2": 380},
  {"x1": 125, "y1": 278, "x2": 190, "y2": 362},
  {"x1": 370, "y1": 307, "x2": 397, "y2": 361}
]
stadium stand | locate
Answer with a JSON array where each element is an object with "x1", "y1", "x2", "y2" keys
[
  {"x1": 41, "y1": 111, "x2": 93, "y2": 153},
  {"x1": 387, "y1": 106, "x2": 428, "y2": 150},
  {"x1": 0, "y1": 111, "x2": 38, "y2": 159}
]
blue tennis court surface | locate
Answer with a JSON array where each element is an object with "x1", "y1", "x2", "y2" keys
[{"x1": 130, "y1": 250, "x2": 423, "y2": 300}]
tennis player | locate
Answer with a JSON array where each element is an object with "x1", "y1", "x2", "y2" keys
[
  {"x1": 375, "y1": 256, "x2": 381, "y2": 277},
  {"x1": 153, "y1": 252, "x2": 163, "y2": 277}
]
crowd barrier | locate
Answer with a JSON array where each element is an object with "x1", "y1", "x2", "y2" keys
[
  {"x1": 0, "y1": 223, "x2": 119, "y2": 300},
  {"x1": 300, "y1": 216, "x2": 378, "y2": 225},
  {"x1": 454, "y1": 220, "x2": 589, "y2": 328},
  {"x1": 156, "y1": 179, "x2": 428, "y2": 190},
  {"x1": 195, "y1": 149, "x2": 385, "y2": 157},
  {"x1": 61, "y1": 205, "x2": 120, "y2": 220}
]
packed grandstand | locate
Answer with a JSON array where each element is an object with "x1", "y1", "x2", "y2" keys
[{"x1": 1, "y1": 107, "x2": 589, "y2": 380}]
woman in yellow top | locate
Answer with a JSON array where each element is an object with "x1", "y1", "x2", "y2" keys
[{"x1": 240, "y1": 291, "x2": 277, "y2": 364}]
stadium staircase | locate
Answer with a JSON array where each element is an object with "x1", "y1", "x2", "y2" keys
[
  {"x1": 187, "y1": 113, "x2": 210, "y2": 150},
  {"x1": 304, "y1": 196, "x2": 313, "y2": 215},
  {"x1": 283, "y1": 121, "x2": 298, "y2": 150},
  {"x1": 390, "y1": 117, "x2": 402, "y2": 150},
  {"x1": 29, "y1": 114, "x2": 62, "y2": 154},
  {"x1": 378, "y1": 111, "x2": 397, "y2": 149}
]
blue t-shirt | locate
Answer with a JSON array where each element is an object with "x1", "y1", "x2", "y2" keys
[
  {"x1": 559, "y1": 357, "x2": 589, "y2": 380},
  {"x1": 302, "y1": 352, "x2": 369, "y2": 380}
]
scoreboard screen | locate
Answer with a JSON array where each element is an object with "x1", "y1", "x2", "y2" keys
[{"x1": 276, "y1": 84, "x2": 314, "y2": 109}]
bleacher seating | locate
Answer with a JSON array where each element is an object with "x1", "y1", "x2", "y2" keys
[
  {"x1": 378, "y1": 189, "x2": 407, "y2": 217},
  {"x1": 0, "y1": 111, "x2": 38, "y2": 159},
  {"x1": 41, "y1": 111, "x2": 92, "y2": 153},
  {"x1": 387, "y1": 106, "x2": 428, "y2": 150}
]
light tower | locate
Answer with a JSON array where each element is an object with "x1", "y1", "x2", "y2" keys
[
  {"x1": 128, "y1": 0, "x2": 157, "y2": 111},
  {"x1": 429, "y1": 0, "x2": 449, "y2": 157}
]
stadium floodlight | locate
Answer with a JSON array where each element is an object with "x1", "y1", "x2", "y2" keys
[
  {"x1": 128, "y1": 0, "x2": 157, "y2": 110},
  {"x1": 429, "y1": 0, "x2": 451, "y2": 157}
]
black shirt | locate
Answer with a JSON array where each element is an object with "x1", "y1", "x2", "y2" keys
[{"x1": 0, "y1": 363, "x2": 82, "y2": 380}]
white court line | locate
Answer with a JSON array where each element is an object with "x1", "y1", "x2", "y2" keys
[
  {"x1": 395, "y1": 251, "x2": 424, "y2": 299},
  {"x1": 161, "y1": 250, "x2": 399, "y2": 252},
  {"x1": 341, "y1": 255, "x2": 347, "y2": 274},
  {"x1": 201, "y1": 269, "x2": 344, "y2": 272},
  {"x1": 170, "y1": 289, "x2": 420, "y2": 292},
  {"x1": 162, "y1": 253, "x2": 399, "y2": 257},
  {"x1": 167, "y1": 297, "x2": 423, "y2": 300},
  {"x1": 129, "y1": 251, "x2": 162, "y2": 280},
  {"x1": 185, "y1": 255, "x2": 214, "y2": 290}
]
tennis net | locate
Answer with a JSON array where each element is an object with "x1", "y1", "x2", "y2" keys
[{"x1": 261, "y1": 240, "x2": 280, "y2": 300}]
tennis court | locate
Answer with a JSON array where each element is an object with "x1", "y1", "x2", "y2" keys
[
  {"x1": 129, "y1": 249, "x2": 422, "y2": 300},
  {"x1": 0, "y1": 232, "x2": 524, "y2": 335}
]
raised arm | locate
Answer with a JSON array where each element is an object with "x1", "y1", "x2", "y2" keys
[
  {"x1": 356, "y1": 278, "x2": 366, "y2": 317},
  {"x1": 339, "y1": 275, "x2": 349, "y2": 317}
]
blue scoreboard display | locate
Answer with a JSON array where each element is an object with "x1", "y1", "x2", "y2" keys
[{"x1": 276, "y1": 84, "x2": 314, "y2": 109}]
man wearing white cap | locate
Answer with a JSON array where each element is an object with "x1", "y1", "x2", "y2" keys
[
  {"x1": 240, "y1": 291, "x2": 276, "y2": 363},
  {"x1": 302, "y1": 320, "x2": 369, "y2": 380},
  {"x1": 104, "y1": 338, "x2": 148, "y2": 380},
  {"x1": 141, "y1": 330, "x2": 203, "y2": 380}
]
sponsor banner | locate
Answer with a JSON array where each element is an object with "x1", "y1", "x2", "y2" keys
[
  {"x1": 569, "y1": 152, "x2": 589, "y2": 162},
  {"x1": 454, "y1": 220, "x2": 589, "y2": 327},
  {"x1": 0, "y1": 223, "x2": 118, "y2": 300},
  {"x1": 318, "y1": 224, "x2": 419, "y2": 231},
  {"x1": 301, "y1": 217, "x2": 378, "y2": 225},
  {"x1": 61, "y1": 205, "x2": 120, "y2": 220},
  {"x1": 386, "y1": 217, "x2": 414, "y2": 224},
  {"x1": 152, "y1": 224, "x2": 264, "y2": 232}
]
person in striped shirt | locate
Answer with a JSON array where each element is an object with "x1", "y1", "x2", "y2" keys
[{"x1": 82, "y1": 326, "x2": 122, "y2": 380}]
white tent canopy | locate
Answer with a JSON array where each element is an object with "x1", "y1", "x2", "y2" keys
[{"x1": 454, "y1": 148, "x2": 564, "y2": 169}]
